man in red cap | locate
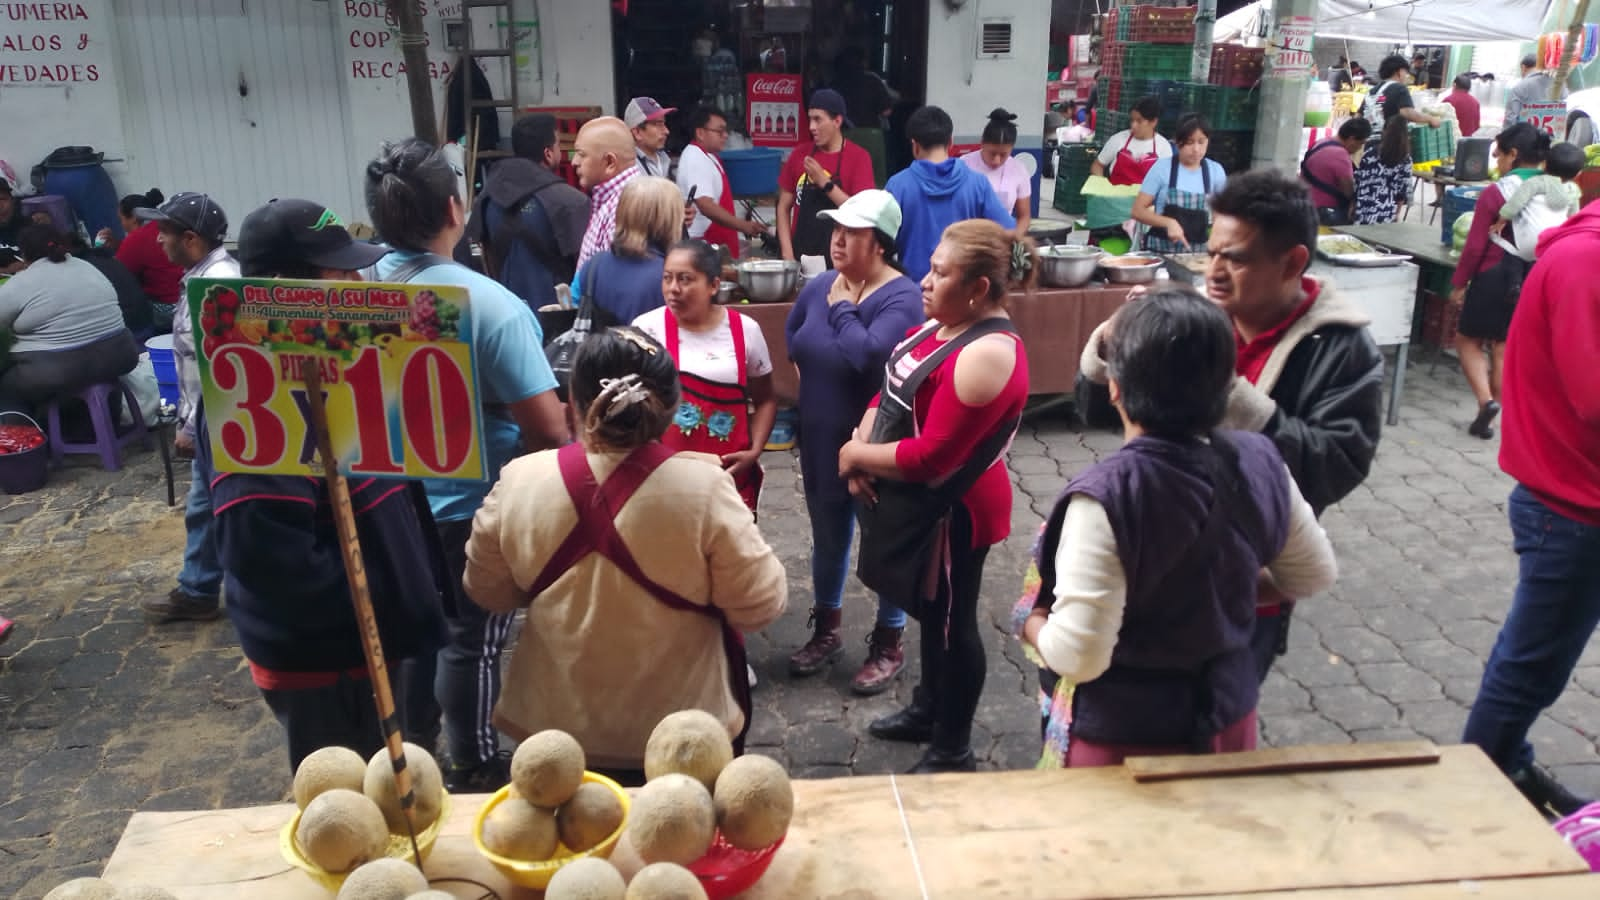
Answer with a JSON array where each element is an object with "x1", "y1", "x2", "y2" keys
[{"x1": 625, "y1": 96, "x2": 678, "y2": 179}]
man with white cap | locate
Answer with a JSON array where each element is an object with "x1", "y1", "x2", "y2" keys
[{"x1": 625, "y1": 96, "x2": 677, "y2": 179}]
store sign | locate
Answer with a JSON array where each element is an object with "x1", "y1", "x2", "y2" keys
[
  {"x1": 1519, "y1": 101, "x2": 1567, "y2": 139},
  {"x1": 188, "y1": 278, "x2": 486, "y2": 481},
  {"x1": 1272, "y1": 16, "x2": 1315, "y2": 77},
  {"x1": 748, "y1": 74, "x2": 802, "y2": 147}
]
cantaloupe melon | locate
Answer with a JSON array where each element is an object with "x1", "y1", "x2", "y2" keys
[
  {"x1": 42, "y1": 879, "x2": 118, "y2": 900},
  {"x1": 643, "y1": 711, "x2": 732, "y2": 791},
  {"x1": 545, "y1": 857, "x2": 627, "y2": 900},
  {"x1": 626, "y1": 774, "x2": 715, "y2": 866},
  {"x1": 336, "y1": 857, "x2": 429, "y2": 899},
  {"x1": 363, "y1": 743, "x2": 444, "y2": 833},
  {"x1": 481, "y1": 796, "x2": 560, "y2": 861},
  {"x1": 712, "y1": 754, "x2": 792, "y2": 851},
  {"x1": 296, "y1": 788, "x2": 390, "y2": 873},
  {"x1": 511, "y1": 730, "x2": 586, "y2": 808},
  {"x1": 294, "y1": 746, "x2": 368, "y2": 810},
  {"x1": 624, "y1": 862, "x2": 709, "y2": 900},
  {"x1": 558, "y1": 781, "x2": 625, "y2": 852}
]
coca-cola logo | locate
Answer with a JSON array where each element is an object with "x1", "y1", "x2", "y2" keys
[{"x1": 750, "y1": 77, "x2": 792, "y2": 94}]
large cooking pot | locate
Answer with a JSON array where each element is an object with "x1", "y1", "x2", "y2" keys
[
  {"x1": 1037, "y1": 245, "x2": 1103, "y2": 288},
  {"x1": 735, "y1": 259, "x2": 799, "y2": 302},
  {"x1": 1098, "y1": 254, "x2": 1165, "y2": 285}
]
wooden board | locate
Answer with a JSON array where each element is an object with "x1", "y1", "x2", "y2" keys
[
  {"x1": 1207, "y1": 874, "x2": 1600, "y2": 899},
  {"x1": 1126, "y1": 740, "x2": 1441, "y2": 782},
  {"x1": 889, "y1": 745, "x2": 1586, "y2": 899}
]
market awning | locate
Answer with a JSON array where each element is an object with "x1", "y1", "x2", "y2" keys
[{"x1": 1215, "y1": 0, "x2": 1554, "y2": 45}]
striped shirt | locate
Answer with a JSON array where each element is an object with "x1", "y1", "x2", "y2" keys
[{"x1": 578, "y1": 165, "x2": 640, "y2": 272}]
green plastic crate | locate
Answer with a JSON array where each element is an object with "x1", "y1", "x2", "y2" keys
[
  {"x1": 1208, "y1": 130, "x2": 1255, "y2": 173},
  {"x1": 1119, "y1": 43, "x2": 1193, "y2": 82},
  {"x1": 1184, "y1": 84, "x2": 1259, "y2": 131},
  {"x1": 1095, "y1": 109, "x2": 1130, "y2": 143}
]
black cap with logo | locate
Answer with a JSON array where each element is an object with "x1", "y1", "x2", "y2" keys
[
  {"x1": 236, "y1": 198, "x2": 389, "y2": 277},
  {"x1": 135, "y1": 191, "x2": 229, "y2": 244}
]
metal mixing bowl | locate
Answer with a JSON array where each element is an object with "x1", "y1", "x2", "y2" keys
[
  {"x1": 1037, "y1": 245, "x2": 1103, "y2": 288},
  {"x1": 735, "y1": 259, "x2": 800, "y2": 302},
  {"x1": 1098, "y1": 255, "x2": 1165, "y2": 285},
  {"x1": 716, "y1": 280, "x2": 741, "y2": 304}
]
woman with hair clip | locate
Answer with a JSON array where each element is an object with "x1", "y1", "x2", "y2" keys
[
  {"x1": 961, "y1": 108, "x2": 1033, "y2": 237},
  {"x1": 841, "y1": 219, "x2": 1032, "y2": 773},
  {"x1": 1018, "y1": 287, "x2": 1336, "y2": 767},
  {"x1": 633, "y1": 239, "x2": 778, "y2": 513},
  {"x1": 463, "y1": 326, "x2": 786, "y2": 785}
]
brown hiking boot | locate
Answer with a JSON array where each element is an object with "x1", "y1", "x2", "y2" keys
[
  {"x1": 850, "y1": 625, "x2": 905, "y2": 695},
  {"x1": 788, "y1": 608, "x2": 844, "y2": 676}
]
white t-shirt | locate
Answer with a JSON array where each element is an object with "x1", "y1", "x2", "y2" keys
[
  {"x1": 632, "y1": 306, "x2": 773, "y2": 386},
  {"x1": 1095, "y1": 131, "x2": 1174, "y2": 174},
  {"x1": 676, "y1": 143, "x2": 726, "y2": 240}
]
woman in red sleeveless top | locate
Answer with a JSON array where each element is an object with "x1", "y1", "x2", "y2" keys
[{"x1": 839, "y1": 220, "x2": 1033, "y2": 772}]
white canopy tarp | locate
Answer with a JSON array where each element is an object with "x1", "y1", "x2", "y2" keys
[{"x1": 1215, "y1": 0, "x2": 1553, "y2": 46}]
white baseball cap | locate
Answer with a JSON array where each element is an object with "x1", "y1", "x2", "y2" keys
[{"x1": 817, "y1": 189, "x2": 903, "y2": 239}]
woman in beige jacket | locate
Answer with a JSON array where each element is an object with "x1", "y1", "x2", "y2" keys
[{"x1": 463, "y1": 326, "x2": 786, "y2": 781}]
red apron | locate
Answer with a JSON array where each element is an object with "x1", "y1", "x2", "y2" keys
[
  {"x1": 698, "y1": 144, "x2": 742, "y2": 260},
  {"x1": 662, "y1": 308, "x2": 764, "y2": 511},
  {"x1": 526, "y1": 442, "x2": 752, "y2": 749},
  {"x1": 1109, "y1": 132, "x2": 1161, "y2": 186}
]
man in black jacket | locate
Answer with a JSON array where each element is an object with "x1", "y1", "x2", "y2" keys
[
  {"x1": 463, "y1": 114, "x2": 591, "y2": 312},
  {"x1": 1082, "y1": 169, "x2": 1384, "y2": 682}
]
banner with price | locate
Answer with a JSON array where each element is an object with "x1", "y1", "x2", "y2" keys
[
  {"x1": 187, "y1": 277, "x2": 486, "y2": 480},
  {"x1": 1518, "y1": 101, "x2": 1567, "y2": 140}
]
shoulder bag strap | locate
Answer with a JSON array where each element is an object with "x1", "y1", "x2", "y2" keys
[
  {"x1": 388, "y1": 252, "x2": 455, "y2": 285},
  {"x1": 1299, "y1": 143, "x2": 1351, "y2": 207}
]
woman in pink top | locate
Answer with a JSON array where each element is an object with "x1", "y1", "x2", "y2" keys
[{"x1": 961, "y1": 108, "x2": 1032, "y2": 238}]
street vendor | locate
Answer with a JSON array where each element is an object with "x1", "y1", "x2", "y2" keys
[
  {"x1": 1131, "y1": 115, "x2": 1227, "y2": 253},
  {"x1": 1090, "y1": 97, "x2": 1173, "y2": 187},
  {"x1": 778, "y1": 89, "x2": 876, "y2": 265}
]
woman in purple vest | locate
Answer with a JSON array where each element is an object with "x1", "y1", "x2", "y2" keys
[{"x1": 1020, "y1": 287, "x2": 1337, "y2": 766}]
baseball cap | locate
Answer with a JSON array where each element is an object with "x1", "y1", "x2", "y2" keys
[
  {"x1": 135, "y1": 192, "x2": 228, "y2": 244},
  {"x1": 624, "y1": 97, "x2": 676, "y2": 129},
  {"x1": 236, "y1": 198, "x2": 389, "y2": 277},
  {"x1": 808, "y1": 89, "x2": 854, "y2": 128},
  {"x1": 817, "y1": 189, "x2": 902, "y2": 240}
]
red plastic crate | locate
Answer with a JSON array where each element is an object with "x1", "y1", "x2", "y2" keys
[
  {"x1": 1100, "y1": 42, "x2": 1126, "y2": 78},
  {"x1": 1210, "y1": 44, "x2": 1265, "y2": 88},
  {"x1": 1130, "y1": 6, "x2": 1197, "y2": 44}
]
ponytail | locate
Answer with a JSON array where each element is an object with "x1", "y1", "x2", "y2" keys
[{"x1": 18, "y1": 224, "x2": 68, "y2": 264}]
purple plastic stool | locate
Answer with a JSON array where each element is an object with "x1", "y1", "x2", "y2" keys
[{"x1": 45, "y1": 380, "x2": 152, "y2": 472}]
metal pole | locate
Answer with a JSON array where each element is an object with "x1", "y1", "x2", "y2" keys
[
  {"x1": 1252, "y1": 0, "x2": 1319, "y2": 172},
  {"x1": 1551, "y1": 0, "x2": 1593, "y2": 99},
  {"x1": 389, "y1": 0, "x2": 441, "y2": 145},
  {"x1": 1192, "y1": 0, "x2": 1218, "y2": 84}
]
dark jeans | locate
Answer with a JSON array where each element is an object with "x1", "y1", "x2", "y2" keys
[
  {"x1": 260, "y1": 660, "x2": 426, "y2": 773},
  {"x1": 404, "y1": 518, "x2": 516, "y2": 769},
  {"x1": 914, "y1": 507, "x2": 991, "y2": 753},
  {"x1": 0, "y1": 329, "x2": 139, "y2": 412},
  {"x1": 1463, "y1": 485, "x2": 1600, "y2": 773}
]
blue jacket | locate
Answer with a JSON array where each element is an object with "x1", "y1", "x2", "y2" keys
[{"x1": 886, "y1": 158, "x2": 1016, "y2": 281}]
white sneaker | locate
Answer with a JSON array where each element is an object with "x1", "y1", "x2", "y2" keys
[{"x1": 747, "y1": 664, "x2": 759, "y2": 688}]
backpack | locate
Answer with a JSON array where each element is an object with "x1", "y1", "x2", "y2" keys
[{"x1": 1363, "y1": 82, "x2": 1398, "y2": 132}]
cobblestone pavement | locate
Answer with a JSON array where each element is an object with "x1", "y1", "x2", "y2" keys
[{"x1": 3, "y1": 361, "x2": 1598, "y2": 897}]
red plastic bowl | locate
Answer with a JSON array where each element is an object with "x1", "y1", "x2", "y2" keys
[{"x1": 687, "y1": 831, "x2": 785, "y2": 899}]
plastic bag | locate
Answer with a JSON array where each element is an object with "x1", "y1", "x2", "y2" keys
[{"x1": 120, "y1": 354, "x2": 162, "y2": 426}]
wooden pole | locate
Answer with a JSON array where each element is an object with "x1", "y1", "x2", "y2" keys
[
  {"x1": 300, "y1": 360, "x2": 423, "y2": 867},
  {"x1": 1552, "y1": 0, "x2": 1593, "y2": 100},
  {"x1": 388, "y1": 0, "x2": 441, "y2": 145}
]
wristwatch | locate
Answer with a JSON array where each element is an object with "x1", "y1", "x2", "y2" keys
[{"x1": 821, "y1": 180, "x2": 838, "y2": 193}]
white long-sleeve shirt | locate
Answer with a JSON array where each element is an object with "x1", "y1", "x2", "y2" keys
[
  {"x1": 172, "y1": 247, "x2": 239, "y2": 438},
  {"x1": 1034, "y1": 470, "x2": 1337, "y2": 683}
]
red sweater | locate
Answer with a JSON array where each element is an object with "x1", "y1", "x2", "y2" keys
[
  {"x1": 115, "y1": 221, "x2": 184, "y2": 305},
  {"x1": 1500, "y1": 204, "x2": 1600, "y2": 526},
  {"x1": 892, "y1": 329, "x2": 1030, "y2": 548}
]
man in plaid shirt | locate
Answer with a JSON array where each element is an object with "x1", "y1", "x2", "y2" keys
[{"x1": 574, "y1": 117, "x2": 641, "y2": 271}]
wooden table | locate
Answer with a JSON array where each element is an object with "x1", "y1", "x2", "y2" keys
[
  {"x1": 99, "y1": 744, "x2": 1596, "y2": 898},
  {"x1": 738, "y1": 284, "x2": 1127, "y2": 405}
]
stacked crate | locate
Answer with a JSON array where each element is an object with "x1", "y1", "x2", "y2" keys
[
  {"x1": 1053, "y1": 142, "x2": 1101, "y2": 215},
  {"x1": 1095, "y1": 4, "x2": 1197, "y2": 151}
]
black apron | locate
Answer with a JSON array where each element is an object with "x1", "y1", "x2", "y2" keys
[{"x1": 792, "y1": 143, "x2": 856, "y2": 260}]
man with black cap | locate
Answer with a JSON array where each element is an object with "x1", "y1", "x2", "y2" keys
[
  {"x1": 465, "y1": 114, "x2": 591, "y2": 309},
  {"x1": 778, "y1": 88, "x2": 875, "y2": 264},
  {"x1": 201, "y1": 197, "x2": 449, "y2": 770},
  {"x1": 136, "y1": 191, "x2": 239, "y2": 624}
]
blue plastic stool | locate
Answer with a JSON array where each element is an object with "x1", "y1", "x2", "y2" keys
[{"x1": 45, "y1": 380, "x2": 152, "y2": 472}]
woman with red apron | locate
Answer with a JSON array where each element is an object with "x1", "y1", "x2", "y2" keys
[
  {"x1": 461, "y1": 326, "x2": 787, "y2": 784},
  {"x1": 635, "y1": 240, "x2": 778, "y2": 512},
  {"x1": 1087, "y1": 101, "x2": 1173, "y2": 238}
]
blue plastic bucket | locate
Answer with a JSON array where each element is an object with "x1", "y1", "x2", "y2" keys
[
  {"x1": 721, "y1": 148, "x2": 786, "y2": 197},
  {"x1": 145, "y1": 334, "x2": 180, "y2": 407}
]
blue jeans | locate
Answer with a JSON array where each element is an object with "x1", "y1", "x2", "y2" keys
[
  {"x1": 808, "y1": 491, "x2": 905, "y2": 629},
  {"x1": 1462, "y1": 485, "x2": 1600, "y2": 773},
  {"x1": 177, "y1": 455, "x2": 223, "y2": 598}
]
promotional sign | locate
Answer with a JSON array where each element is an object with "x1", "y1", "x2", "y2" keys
[
  {"x1": 747, "y1": 73, "x2": 803, "y2": 147},
  {"x1": 1519, "y1": 101, "x2": 1567, "y2": 140},
  {"x1": 188, "y1": 278, "x2": 485, "y2": 481},
  {"x1": 1272, "y1": 16, "x2": 1316, "y2": 77}
]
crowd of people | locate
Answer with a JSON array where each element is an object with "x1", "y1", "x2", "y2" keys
[{"x1": 2, "y1": 66, "x2": 1595, "y2": 821}]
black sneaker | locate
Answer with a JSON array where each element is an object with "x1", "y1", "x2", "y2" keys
[
  {"x1": 444, "y1": 750, "x2": 511, "y2": 793},
  {"x1": 141, "y1": 588, "x2": 221, "y2": 623},
  {"x1": 1468, "y1": 400, "x2": 1501, "y2": 440},
  {"x1": 1509, "y1": 764, "x2": 1592, "y2": 820}
]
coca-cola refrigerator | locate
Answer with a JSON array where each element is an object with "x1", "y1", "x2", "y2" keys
[{"x1": 747, "y1": 73, "x2": 803, "y2": 147}]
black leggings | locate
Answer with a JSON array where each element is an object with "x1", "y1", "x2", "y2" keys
[{"x1": 919, "y1": 506, "x2": 991, "y2": 753}]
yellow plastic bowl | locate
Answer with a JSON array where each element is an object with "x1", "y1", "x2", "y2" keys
[
  {"x1": 472, "y1": 772, "x2": 632, "y2": 889},
  {"x1": 279, "y1": 790, "x2": 450, "y2": 891}
]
